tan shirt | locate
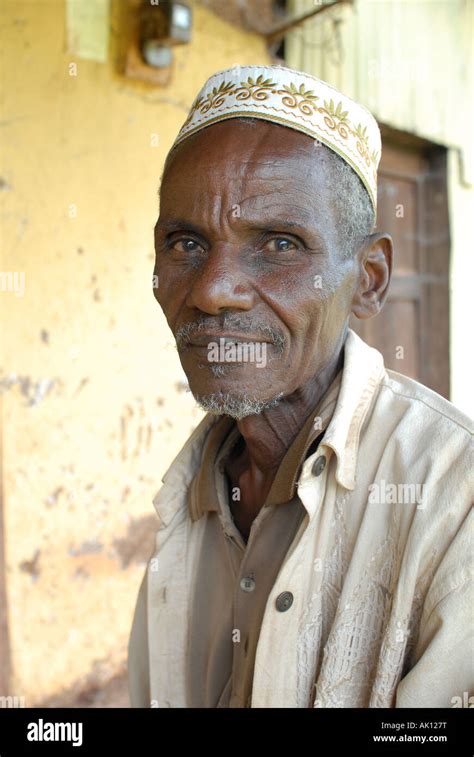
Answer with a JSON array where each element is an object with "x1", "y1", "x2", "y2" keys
[
  {"x1": 128, "y1": 330, "x2": 473, "y2": 708},
  {"x1": 185, "y1": 373, "x2": 341, "y2": 707}
]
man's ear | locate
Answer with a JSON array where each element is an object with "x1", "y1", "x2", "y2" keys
[{"x1": 351, "y1": 232, "x2": 393, "y2": 319}]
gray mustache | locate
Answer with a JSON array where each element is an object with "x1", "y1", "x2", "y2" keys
[{"x1": 175, "y1": 313, "x2": 285, "y2": 353}]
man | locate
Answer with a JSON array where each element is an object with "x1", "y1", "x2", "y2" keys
[{"x1": 128, "y1": 65, "x2": 473, "y2": 708}]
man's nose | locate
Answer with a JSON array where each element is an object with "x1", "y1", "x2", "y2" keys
[{"x1": 185, "y1": 245, "x2": 255, "y2": 315}]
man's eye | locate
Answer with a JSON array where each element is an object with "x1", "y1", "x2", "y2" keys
[
  {"x1": 171, "y1": 238, "x2": 203, "y2": 253},
  {"x1": 263, "y1": 238, "x2": 297, "y2": 253}
]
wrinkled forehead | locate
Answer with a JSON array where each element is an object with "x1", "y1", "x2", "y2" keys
[{"x1": 160, "y1": 119, "x2": 335, "y2": 212}]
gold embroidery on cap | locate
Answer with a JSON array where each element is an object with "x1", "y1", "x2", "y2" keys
[
  {"x1": 176, "y1": 70, "x2": 381, "y2": 209},
  {"x1": 180, "y1": 77, "x2": 379, "y2": 175}
]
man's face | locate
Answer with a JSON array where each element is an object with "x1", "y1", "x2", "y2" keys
[{"x1": 154, "y1": 120, "x2": 360, "y2": 413}]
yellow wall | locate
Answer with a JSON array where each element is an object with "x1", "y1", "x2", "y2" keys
[
  {"x1": 1, "y1": 0, "x2": 270, "y2": 703},
  {"x1": 287, "y1": 0, "x2": 473, "y2": 417}
]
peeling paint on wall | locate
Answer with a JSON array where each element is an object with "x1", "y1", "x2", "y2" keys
[
  {"x1": 19, "y1": 550, "x2": 41, "y2": 581},
  {"x1": 112, "y1": 515, "x2": 157, "y2": 569},
  {"x1": 0, "y1": 375, "x2": 56, "y2": 406}
]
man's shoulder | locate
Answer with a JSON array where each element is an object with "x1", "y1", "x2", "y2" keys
[
  {"x1": 371, "y1": 369, "x2": 473, "y2": 495},
  {"x1": 151, "y1": 413, "x2": 219, "y2": 526},
  {"x1": 161, "y1": 413, "x2": 218, "y2": 481},
  {"x1": 380, "y1": 368, "x2": 473, "y2": 438}
]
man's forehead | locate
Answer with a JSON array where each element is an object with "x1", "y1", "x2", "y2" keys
[
  {"x1": 158, "y1": 203, "x2": 316, "y2": 231},
  {"x1": 162, "y1": 120, "x2": 327, "y2": 194},
  {"x1": 159, "y1": 126, "x2": 333, "y2": 234}
]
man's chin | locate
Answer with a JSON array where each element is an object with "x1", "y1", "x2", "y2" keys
[{"x1": 193, "y1": 390, "x2": 284, "y2": 420}]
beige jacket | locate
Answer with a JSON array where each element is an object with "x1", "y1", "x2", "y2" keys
[{"x1": 128, "y1": 330, "x2": 473, "y2": 708}]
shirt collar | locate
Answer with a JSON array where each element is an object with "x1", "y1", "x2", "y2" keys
[
  {"x1": 262, "y1": 371, "x2": 341, "y2": 507},
  {"x1": 187, "y1": 367, "x2": 343, "y2": 522},
  {"x1": 187, "y1": 416, "x2": 235, "y2": 522}
]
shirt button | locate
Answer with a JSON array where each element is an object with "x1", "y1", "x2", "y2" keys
[
  {"x1": 240, "y1": 576, "x2": 255, "y2": 592},
  {"x1": 275, "y1": 591, "x2": 294, "y2": 612},
  {"x1": 311, "y1": 455, "x2": 326, "y2": 476}
]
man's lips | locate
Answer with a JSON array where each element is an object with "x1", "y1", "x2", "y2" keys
[{"x1": 183, "y1": 333, "x2": 272, "y2": 348}]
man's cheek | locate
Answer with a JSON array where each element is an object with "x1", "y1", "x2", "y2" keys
[
  {"x1": 154, "y1": 268, "x2": 180, "y2": 310},
  {"x1": 154, "y1": 285, "x2": 177, "y2": 321}
]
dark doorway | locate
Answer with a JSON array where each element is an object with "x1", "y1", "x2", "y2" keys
[{"x1": 350, "y1": 128, "x2": 450, "y2": 399}]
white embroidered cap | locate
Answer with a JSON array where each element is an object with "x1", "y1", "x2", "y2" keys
[{"x1": 172, "y1": 64, "x2": 381, "y2": 211}]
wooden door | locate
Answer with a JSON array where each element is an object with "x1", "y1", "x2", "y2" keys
[{"x1": 350, "y1": 132, "x2": 450, "y2": 399}]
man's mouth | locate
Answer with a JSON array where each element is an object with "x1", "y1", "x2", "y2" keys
[
  {"x1": 174, "y1": 315, "x2": 286, "y2": 357},
  {"x1": 185, "y1": 333, "x2": 271, "y2": 349},
  {"x1": 179, "y1": 333, "x2": 272, "y2": 371}
]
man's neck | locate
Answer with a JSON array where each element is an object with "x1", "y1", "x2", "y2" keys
[
  {"x1": 223, "y1": 339, "x2": 345, "y2": 539},
  {"x1": 234, "y1": 342, "x2": 344, "y2": 475}
]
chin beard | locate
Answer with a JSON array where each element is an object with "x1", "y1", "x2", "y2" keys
[{"x1": 194, "y1": 390, "x2": 284, "y2": 420}]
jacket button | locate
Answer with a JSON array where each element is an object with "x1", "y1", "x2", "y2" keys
[
  {"x1": 240, "y1": 576, "x2": 255, "y2": 592},
  {"x1": 311, "y1": 455, "x2": 326, "y2": 476},
  {"x1": 275, "y1": 591, "x2": 294, "y2": 612}
]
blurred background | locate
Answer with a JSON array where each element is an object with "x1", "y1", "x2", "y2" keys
[{"x1": 1, "y1": 0, "x2": 472, "y2": 707}]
